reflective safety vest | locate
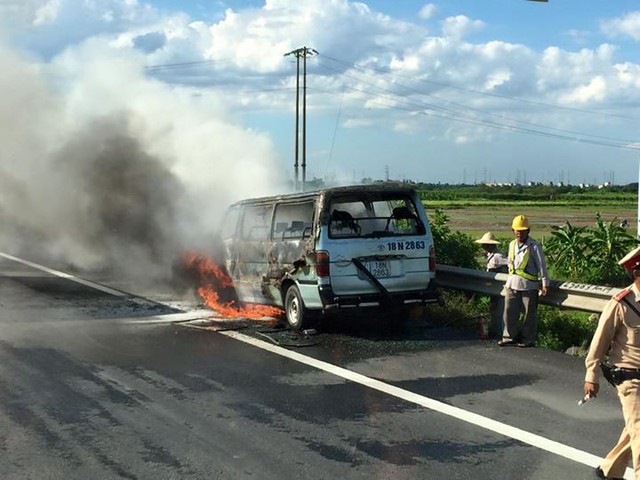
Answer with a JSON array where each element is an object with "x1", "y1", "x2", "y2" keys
[{"x1": 508, "y1": 240, "x2": 538, "y2": 281}]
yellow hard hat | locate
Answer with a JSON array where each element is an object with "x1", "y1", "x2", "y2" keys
[{"x1": 511, "y1": 215, "x2": 530, "y2": 230}]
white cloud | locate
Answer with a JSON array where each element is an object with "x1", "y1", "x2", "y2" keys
[
  {"x1": 0, "y1": 0, "x2": 158, "y2": 58},
  {"x1": 558, "y1": 76, "x2": 607, "y2": 104},
  {"x1": 484, "y1": 69, "x2": 512, "y2": 91},
  {"x1": 614, "y1": 62, "x2": 640, "y2": 89},
  {"x1": 414, "y1": 37, "x2": 535, "y2": 97},
  {"x1": 202, "y1": 0, "x2": 424, "y2": 73},
  {"x1": 565, "y1": 29, "x2": 591, "y2": 45},
  {"x1": 33, "y1": 0, "x2": 62, "y2": 26},
  {"x1": 389, "y1": 54, "x2": 421, "y2": 71},
  {"x1": 418, "y1": 3, "x2": 436, "y2": 20},
  {"x1": 2, "y1": 0, "x2": 639, "y2": 186},
  {"x1": 536, "y1": 44, "x2": 618, "y2": 97},
  {"x1": 601, "y1": 11, "x2": 640, "y2": 41},
  {"x1": 441, "y1": 15, "x2": 484, "y2": 40}
]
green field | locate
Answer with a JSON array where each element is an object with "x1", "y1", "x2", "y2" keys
[
  {"x1": 416, "y1": 183, "x2": 638, "y2": 240},
  {"x1": 426, "y1": 203, "x2": 637, "y2": 240}
]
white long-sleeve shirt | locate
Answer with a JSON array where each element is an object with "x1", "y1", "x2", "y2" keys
[
  {"x1": 486, "y1": 251, "x2": 508, "y2": 272},
  {"x1": 504, "y1": 237, "x2": 549, "y2": 291}
]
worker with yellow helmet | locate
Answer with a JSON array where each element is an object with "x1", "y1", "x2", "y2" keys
[{"x1": 498, "y1": 214, "x2": 549, "y2": 348}]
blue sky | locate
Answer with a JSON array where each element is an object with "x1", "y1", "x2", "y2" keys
[{"x1": 1, "y1": 0, "x2": 640, "y2": 187}]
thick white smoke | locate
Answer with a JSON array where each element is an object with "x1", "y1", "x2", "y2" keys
[{"x1": 0, "y1": 41, "x2": 286, "y2": 280}]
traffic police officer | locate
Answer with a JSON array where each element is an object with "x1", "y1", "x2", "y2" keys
[
  {"x1": 585, "y1": 245, "x2": 640, "y2": 480},
  {"x1": 498, "y1": 215, "x2": 549, "y2": 347}
]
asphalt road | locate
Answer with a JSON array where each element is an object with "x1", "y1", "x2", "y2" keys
[{"x1": 0, "y1": 253, "x2": 631, "y2": 479}]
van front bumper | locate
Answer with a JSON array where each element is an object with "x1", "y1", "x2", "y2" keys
[{"x1": 318, "y1": 284, "x2": 439, "y2": 309}]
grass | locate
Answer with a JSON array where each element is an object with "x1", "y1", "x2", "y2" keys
[
  {"x1": 425, "y1": 200, "x2": 630, "y2": 352},
  {"x1": 427, "y1": 291, "x2": 598, "y2": 353},
  {"x1": 426, "y1": 203, "x2": 637, "y2": 240}
]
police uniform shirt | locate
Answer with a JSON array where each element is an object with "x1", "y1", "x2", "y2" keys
[
  {"x1": 585, "y1": 283, "x2": 640, "y2": 384},
  {"x1": 504, "y1": 237, "x2": 549, "y2": 291}
]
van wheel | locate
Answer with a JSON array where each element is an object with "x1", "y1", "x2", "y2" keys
[{"x1": 284, "y1": 285, "x2": 311, "y2": 331}]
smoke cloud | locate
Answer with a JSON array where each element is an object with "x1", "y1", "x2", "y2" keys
[{"x1": 0, "y1": 41, "x2": 286, "y2": 280}]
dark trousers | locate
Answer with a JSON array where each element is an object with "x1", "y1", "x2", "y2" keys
[{"x1": 489, "y1": 295, "x2": 504, "y2": 338}]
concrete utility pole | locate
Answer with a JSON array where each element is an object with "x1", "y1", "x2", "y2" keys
[{"x1": 284, "y1": 46, "x2": 317, "y2": 191}]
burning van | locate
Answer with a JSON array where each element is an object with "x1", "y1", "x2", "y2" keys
[{"x1": 216, "y1": 184, "x2": 438, "y2": 330}]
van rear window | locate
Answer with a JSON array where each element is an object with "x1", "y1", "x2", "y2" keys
[{"x1": 328, "y1": 195, "x2": 425, "y2": 238}]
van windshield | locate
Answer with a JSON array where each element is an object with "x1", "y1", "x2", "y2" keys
[{"x1": 327, "y1": 193, "x2": 425, "y2": 238}]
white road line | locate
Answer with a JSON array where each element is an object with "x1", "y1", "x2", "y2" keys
[
  {"x1": 0, "y1": 251, "x2": 632, "y2": 478},
  {"x1": 123, "y1": 311, "x2": 216, "y2": 324},
  {"x1": 221, "y1": 329, "x2": 634, "y2": 479},
  {"x1": 0, "y1": 252, "x2": 128, "y2": 297},
  {"x1": 0, "y1": 252, "x2": 218, "y2": 325}
]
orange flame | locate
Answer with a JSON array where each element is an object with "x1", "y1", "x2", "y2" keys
[{"x1": 183, "y1": 252, "x2": 283, "y2": 320}]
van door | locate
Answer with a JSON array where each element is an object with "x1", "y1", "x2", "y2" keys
[
  {"x1": 268, "y1": 200, "x2": 316, "y2": 306},
  {"x1": 234, "y1": 203, "x2": 273, "y2": 304},
  {"x1": 219, "y1": 204, "x2": 241, "y2": 278},
  {"x1": 320, "y1": 191, "x2": 434, "y2": 298}
]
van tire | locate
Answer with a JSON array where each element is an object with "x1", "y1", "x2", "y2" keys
[{"x1": 284, "y1": 285, "x2": 311, "y2": 331}]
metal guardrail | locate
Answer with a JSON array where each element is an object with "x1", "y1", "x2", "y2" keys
[{"x1": 435, "y1": 265, "x2": 623, "y2": 314}]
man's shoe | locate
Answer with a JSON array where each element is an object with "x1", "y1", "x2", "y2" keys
[
  {"x1": 517, "y1": 342, "x2": 536, "y2": 348},
  {"x1": 595, "y1": 466, "x2": 624, "y2": 480},
  {"x1": 497, "y1": 339, "x2": 516, "y2": 347}
]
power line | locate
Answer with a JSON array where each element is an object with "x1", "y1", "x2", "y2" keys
[
  {"x1": 145, "y1": 59, "x2": 223, "y2": 71},
  {"x1": 319, "y1": 54, "x2": 639, "y2": 121},
  {"x1": 140, "y1": 52, "x2": 639, "y2": 152},
  {"x1": 312, "y1": 57, "x2": 639, "y2": 151}
]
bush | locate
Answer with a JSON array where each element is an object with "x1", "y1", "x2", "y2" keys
[
  {"x1": 428, "y1": 290, "x2": 486, "y2": 327},
  {"x1": 545, "y1": 213, "x2": 637, "y2": 287},
  {"x1": 536, "y1": 306, "x2": 597, "y2": 352},
  {"x1": 428, "y1": 292, "x2": 599, "y2": 353},
  {"x1": 430, "y1": 209, "x2": 481, "y2": 269}
]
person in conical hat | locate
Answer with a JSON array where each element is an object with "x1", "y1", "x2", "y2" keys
[
  {"x1": 585, "y1": 244, "x2": 640, "y2": 479},
  {"x1": 475, "y1": 231, "x2": 500, "y2": 244},
  {"x1": 475, "y1": 232, "x2": 508, "y2": 337},
  {"x1": 475, "y1": 232, "x2": 508, "y2": 271},
  {"x1": 498, "y1": 215, "x2": 549, "y2": 348}
]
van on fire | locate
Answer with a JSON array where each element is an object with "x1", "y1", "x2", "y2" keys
[{"x1": 217, "y1": 184, "x2": 438, "y2": 330}]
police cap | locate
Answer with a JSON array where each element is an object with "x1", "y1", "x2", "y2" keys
[{"x1": 619, "y1": 246, "x2": 640, "y2": 271}]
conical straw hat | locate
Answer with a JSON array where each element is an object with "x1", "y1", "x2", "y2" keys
[{"x1": 474, "y1": 231, "x2": 500, "y2": 244}]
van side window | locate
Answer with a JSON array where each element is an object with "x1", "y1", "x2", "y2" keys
[
  {"x1": 220, "y1": 206, "x2": 240, "y2": 240},
  {"x1": 272, "y1": 202, "x2": 315, "y2": 240},
  {"x1": 241, "y1": 205, "x2": 273, "y2": 240}
]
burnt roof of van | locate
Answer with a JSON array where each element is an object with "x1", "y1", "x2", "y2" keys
[{"x1": 229, "y1": 183, "x2": 418, "y2": 206}]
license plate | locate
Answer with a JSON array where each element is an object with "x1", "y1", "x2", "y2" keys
[{"x1": 365, "y1": 260, "x2": 391, "y2": 278}]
